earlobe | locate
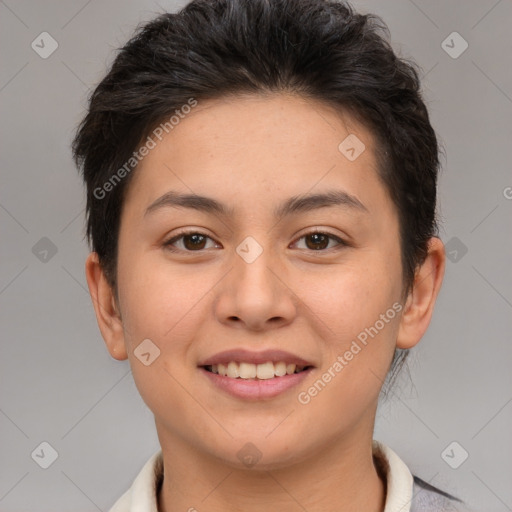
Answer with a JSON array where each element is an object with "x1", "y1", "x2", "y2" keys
[
  {"x1": 84, "y1": 252, "x2": 128, "y2": 361},
  {"x1": 396, "y1": 237, "x2": 446, "y2": 350}
]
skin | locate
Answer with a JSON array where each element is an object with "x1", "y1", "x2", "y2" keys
[{"x1": 85, "y1": 93, "x2": 445, "y2": 512}]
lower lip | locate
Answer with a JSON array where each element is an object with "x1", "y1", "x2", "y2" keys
[{"x1": 200, "y1": 367, "x2": 313, "y2": 400}]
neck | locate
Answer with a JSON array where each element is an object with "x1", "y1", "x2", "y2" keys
[{"x1": 156, "y1": 429, "x2": 386, "y2": 512}]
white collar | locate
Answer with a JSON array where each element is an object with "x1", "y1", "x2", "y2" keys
[{"x1": 109, "y1": 440, "x2": 414, "y2": 512}]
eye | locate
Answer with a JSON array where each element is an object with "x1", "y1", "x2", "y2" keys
[
  {"x1": 163, "y1": 229, "x2": 347, "y2": 253},
  {"x1": 292, "y1": 230, "x2": 347, "y2": 251},
  {"x1": 163, "y1": 230, "x2": 220, "y2": 252}
]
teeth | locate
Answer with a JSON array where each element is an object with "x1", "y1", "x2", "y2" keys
[
  {"x1": 239, "y1": 362, "x2": 257, "y2": 379},
  {"x1": 227, "y1": 361, "x2": 239, "y2": 378},
  {"x1": 274, "y1": 361, "x2": 287, "y2": 376},
  {"x1": 256, "y1": 361, "x2": 275, "y2": 380},
  {"x1": 208, "y1": 361, "x2": 308, "y2": 379}
]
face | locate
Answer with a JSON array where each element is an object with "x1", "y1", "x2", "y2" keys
[{"x1": 110, "y1": 93, "x2": 406, "y2": 468}]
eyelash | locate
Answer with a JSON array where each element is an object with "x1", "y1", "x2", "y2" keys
[{"x1": 162, "y1": 229, "x2": 348, "y2": 253}]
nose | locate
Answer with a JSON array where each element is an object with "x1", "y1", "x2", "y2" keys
[{"x1": 213, "y1": 241, "x2": 297, "y2": 331}]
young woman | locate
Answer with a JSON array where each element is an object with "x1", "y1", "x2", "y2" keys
[{"x1": 73, "y1": 0, "x2": 471, "y2": 510}]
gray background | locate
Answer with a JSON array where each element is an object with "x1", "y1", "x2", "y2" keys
[{"x1": 1, "y1": 0, "x2": 511, "y2": 510}]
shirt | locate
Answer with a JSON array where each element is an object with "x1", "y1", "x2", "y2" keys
[{"x1": 109, "y1": 440, "x2": 469, "y2": 512}]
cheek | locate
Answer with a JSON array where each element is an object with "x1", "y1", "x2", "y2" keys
[
  {"x1": 117, "y1": 254, "x2": 211, "y2": 420},
  {"x1": 296, "y1": 251, "x2": 401, "y2": 406},
  {"x1": 304, "y1": 255, "x2": 401, "y2": 339},
  {"x1": 117, "y1": 248, "x2": 209, "y2": 345},
  {"x1": 296, "y1": 264, "x2": 401, "y2": 429}
]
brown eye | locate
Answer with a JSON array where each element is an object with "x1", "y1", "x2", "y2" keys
[
  {"x1": 164, "y1": 231, "x2": 218, "y2": 252},
  {"x1": 293, "y1": 231, "x2": 346, "y2": 251},
  {"x1": 305, "y1": 233, "x2": 329, "y2": 250},
  {"x1": 182, "y1": 233, "x2": 207, "y2": 250}
]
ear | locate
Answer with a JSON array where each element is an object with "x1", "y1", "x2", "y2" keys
[
  {"x1": 85, "y1": 252, "x2": 128, "y2": 360},
  {"x1": 396, "y1": 237, "x2": 446, "y2": 349}
]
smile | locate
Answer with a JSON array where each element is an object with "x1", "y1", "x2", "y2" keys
[{"x1": 204, "y1": 361, "x2": 311, "y2": 379}]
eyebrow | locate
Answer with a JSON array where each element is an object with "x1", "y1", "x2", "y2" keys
[{"x1": 144, "y1": 189, "x2": 368, "y2": 219}]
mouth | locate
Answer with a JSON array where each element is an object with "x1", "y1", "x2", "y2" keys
[
  {"x1": 198, "y1": 349, "x2": 315, "y2": 400},
  {"x1": 202, "y1": 361, "x2": 313, "y2": 380},
  {"x1": 198, "y1": 348, "x2": 315, "y2": 399}
]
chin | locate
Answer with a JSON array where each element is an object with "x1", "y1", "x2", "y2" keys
[{"x1": 209, "y1": 435, "x2": 309, "y2": 472}]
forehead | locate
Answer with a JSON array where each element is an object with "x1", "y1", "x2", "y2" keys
[{"x1": 124, "y1": 93, "x2": 389, "y2": 218}]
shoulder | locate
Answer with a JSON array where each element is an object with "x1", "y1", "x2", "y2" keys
[
  {"x1": 410, "y1": 475, "x2": 472, "y2": 512},
  {"x1": 108, "y1": 450, "x2": 164, "y2": 512},
  {"x1": 373, "y1": 440, "x2": 475, "y2": 512}
]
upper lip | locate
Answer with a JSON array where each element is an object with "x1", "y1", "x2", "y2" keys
[{"x1": 198, "y1": 349, "x2": 315, "y2": 367}]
